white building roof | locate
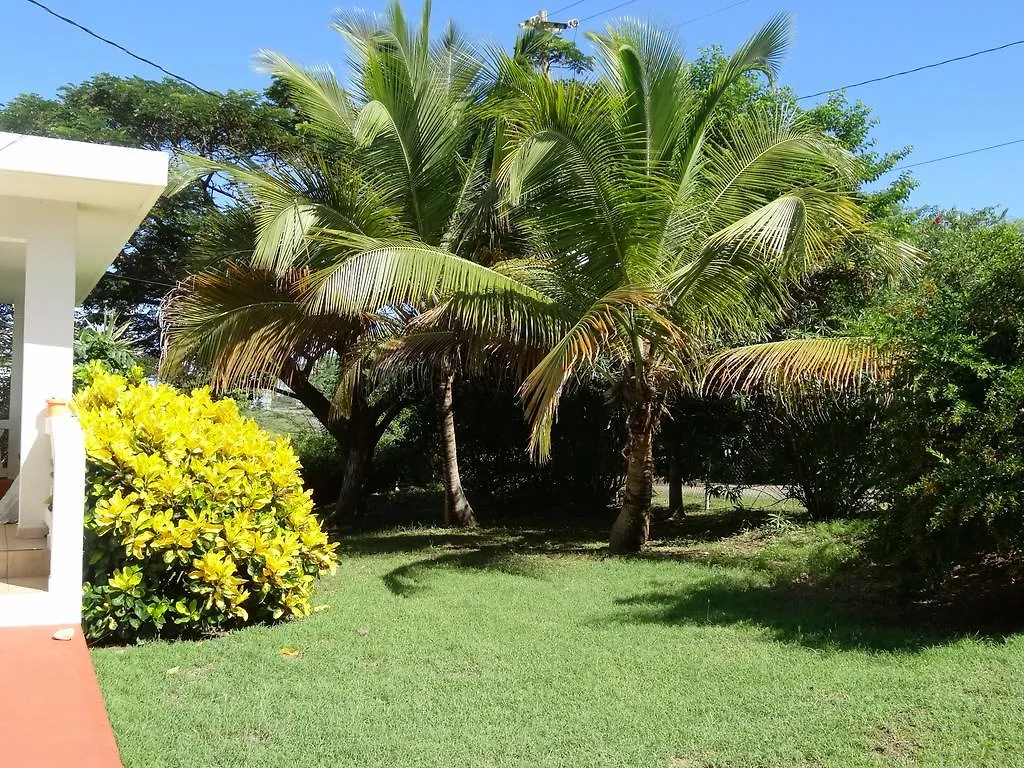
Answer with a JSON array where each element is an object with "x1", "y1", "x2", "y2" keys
[{"x1": 0, "y1": 132, "x2": 169, "y2": 303}]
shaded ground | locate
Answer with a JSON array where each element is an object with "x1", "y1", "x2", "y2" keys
[
  {"x1": 95, "y1": 507, "x2": 1024, "y2": 768},
  {"x1": 340, "y1": 510, "x2": 1024, "y2": 647}
]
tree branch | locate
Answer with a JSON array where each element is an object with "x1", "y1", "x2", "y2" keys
[
  {"x1": 372, "y1": 393, "x2": 408, "y2": 440},
  {"x1": 280, "y1": 359, "x2": 347, "y2": 439}
]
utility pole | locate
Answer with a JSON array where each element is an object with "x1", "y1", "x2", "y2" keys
[
  {"x1": 519, "y1": 9, "x2": 580, "y2": 33},
  {"x1": 519, "y1": 9, "x2": 580, "y2": 78}
]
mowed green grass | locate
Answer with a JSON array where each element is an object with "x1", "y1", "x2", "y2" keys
[{"x1": 93, "y1": 512, "x2": 1024, "y2": 768}]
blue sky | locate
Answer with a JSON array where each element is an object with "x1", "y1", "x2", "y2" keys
[{"x1": 2, "y1": 0, "x2": 1022, "y2": 214}]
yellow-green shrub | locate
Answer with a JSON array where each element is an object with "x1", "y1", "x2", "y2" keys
[{"x1": 75, "y1": 363, "x2": 337, "y2": 642}]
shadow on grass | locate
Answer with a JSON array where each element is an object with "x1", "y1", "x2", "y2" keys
[
  {"x1": 607, "y1": 565, "x2": 1024, "y2": 652},
  {"x1": 338, "y1": 503, "x2": 769, "y2": 558},
  {"x1": 340, "y1": 508, "x2": 1024, "y2": 648},
  {"x1": 382, "y1": 547, "x2": 550, "y2": 597},
  {"x1": 339, "y1": 522, "x2": 619, "y2": 558},
  {"x1": 339, "y1": 531, "x2": 493, "y2": 556},
  {"x1": 652, "y1": 504, "x2": 773, "y2": 544}
]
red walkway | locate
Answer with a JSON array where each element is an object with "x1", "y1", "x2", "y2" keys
[{"x1": 0, "y1": 625, "x2": 122, "y2": 767}]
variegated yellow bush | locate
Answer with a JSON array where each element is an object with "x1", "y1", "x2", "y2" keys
[{"x1": 75, "y1": 362, "x2": 337, "y2": 642}]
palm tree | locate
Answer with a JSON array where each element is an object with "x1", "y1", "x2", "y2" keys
[
  {"x1": 171, "y1": 0, "x2": 522, "y2": 526},
  {"x1": 161, "y1": 208, "x2": 408, "y2": 523},
  {"x1": 303, "y1": 14, "x2": 914, "y2": 553}
]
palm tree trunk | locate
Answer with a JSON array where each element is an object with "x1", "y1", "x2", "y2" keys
[
  {"x1": 667, "y1": 442, "x2": 684, "y2": 518},
  {"x1": 332, "y1": 391, "x2": 407, "y2": 525},
  {"x1": 609, "y1": 401, "x2": 658, "y2": 554},
  {"x1": 436, "y1": 371, "x2": 477, "y2": 527},
  {"x1": 335, "y1": 441, "x2": 372, "y2": 522}
]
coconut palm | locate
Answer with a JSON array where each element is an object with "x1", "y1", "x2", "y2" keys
[
  {"x1": 300, "y1": 13, "x2": 915, "y2": 552},
  {"x1": 170, "y1": 0, "x2": 524, "y2": 526},
  {"x1": 161, "y1": 207, "x2": 408, "y2": 522}
]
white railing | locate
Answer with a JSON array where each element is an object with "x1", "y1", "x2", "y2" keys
[
  {"x1": 0, "y1": 418, "x2": 10, "y2": 479},
  {"x1": 0, "y1": 414, "x2": 84, "y2": 627},
  {"x1": 45, "y1": 413, "x2": 86, "y2": 624}
]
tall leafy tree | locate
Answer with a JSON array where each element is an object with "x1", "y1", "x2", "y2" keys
[{"x1": 514, "y1": 27, "x2": 594, "y2": 78}]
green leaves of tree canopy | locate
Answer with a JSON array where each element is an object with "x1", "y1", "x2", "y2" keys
[{"x1": 868, "y1": 210, "x2": 1024, "y2": 573}]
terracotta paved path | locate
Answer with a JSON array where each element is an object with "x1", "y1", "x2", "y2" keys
[{"x1": 0, "y1": 625, "x2": 122, "y2": 767}]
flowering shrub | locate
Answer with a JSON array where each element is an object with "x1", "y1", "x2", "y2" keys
[{"x1": 75, "y1": 363, "x2": 337, "y2": 642}]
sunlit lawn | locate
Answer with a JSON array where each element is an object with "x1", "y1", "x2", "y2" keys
[{"x1": 93, "y1": 504, "x2": 1024, "y2": 767}]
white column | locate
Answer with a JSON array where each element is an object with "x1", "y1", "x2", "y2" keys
[
  {"x1": 17, "y1": 201, "x2": 77, "y2": 534},
  {"x1": 8, "y1": 301, "x2": 24, "y2": 473}
]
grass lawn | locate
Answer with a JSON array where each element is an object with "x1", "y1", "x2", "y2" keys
[{"x1": 93, "y1": 504, "x2": 1024, "y2": 768}]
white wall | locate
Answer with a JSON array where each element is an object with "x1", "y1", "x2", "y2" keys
[{"x1": 15, "y1": 201, "x2": 77, "y2": 533}]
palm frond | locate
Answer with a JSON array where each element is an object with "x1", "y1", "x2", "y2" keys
[
  {"x1": 702, "y1": 337, "x2": 887, "y2": 395},
  {"x1": 677, "y1": 13, "x2": 792, "y2": 179},
  {"x1": 254, "y1": 50, "x2": 356, "y2": 144},
  {"x1": 304, "y1": 236, "x2": 559, "y2": 319},
  {"x1": 588, "y1": 19, "x2": 689, "y2": 168},
  {"x1": 518, "y1": 286, "x2": 659, "y2": 459},
  {"x1": 161, "y1": 263, "x2": 365, "y2": 394}
]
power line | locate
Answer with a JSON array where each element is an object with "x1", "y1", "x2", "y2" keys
[
  {"x1": 22, "y1": 0, "x2": 215, "y2": 95},
  {"x1": 798, "y1": 37, "x2": 1024, "y2": 101},
  {"x1": 669, "y1": 0, "x2": 753, "y2": 30},
  {"x1": 893, "y1": 137, "x2": 1024, "y2": 171},
  {"x1": 107, "y1": 273, "x2": 176, "y2": 290},
  {"x1": 24, "y1": 0, "x2": 1024, "y2": 178},
  {"x1": 550, "y1": 0, "x2": 591, "y2": 14},
  {"x1": 580, "y1": 0, "x2": 643, "y2": 24}
]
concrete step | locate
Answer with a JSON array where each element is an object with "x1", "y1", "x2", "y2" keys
[{"x1": 0, "y1": 523, "x2": 49, "y2": 579}]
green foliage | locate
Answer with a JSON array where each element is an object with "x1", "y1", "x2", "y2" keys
[
  {"x1": 75, "y1": 363, "x2": 337, "y2": 642},
  {"x1": 73, "y1": 312, "x2": 143, "y2": 386},
  {"x1": 868, "y1": 210, "x2": 1024, "y2": 572},
  {"x1": 454, "y1": 378, "x2": 626, "y2": 512},
  {"x1": 659, "y1": 390, "x2": 884, "y2": 522},
  {"x1": 515, "y1": 27, "x2": 594, "y2": 76},
  {"x1": 691, "y1": 47, "x2": 915, "y2": 223},
  {"x1": 690, "y1": 48, "x2": 917, "y2": 340},
  {"x1": 371, "y1": 402, "x2": 438, "y2": 494},
  {"x1": 750, "y1": 390, "x2": 886, "y2": 520},
  {"x1": 290, "y1": 427, "x2": 346, "y2": 505}
]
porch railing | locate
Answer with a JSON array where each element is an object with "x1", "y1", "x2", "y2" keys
[
  {"x1": 45, "y1": 413, "x2": 86, "y2": 624},
  {"x1": 0, "y1": 418, "x2": 10, "y2": 479}
]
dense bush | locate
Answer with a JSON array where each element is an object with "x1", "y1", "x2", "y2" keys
[
  {"x1": 453, "y1": 378, "x2": 626, "y2": 514},
  {"x1": 869, "y1": 211, "x2": 1024, "y2": 572},
  {"x1": 75, "y1": 363, "x2": 337, "y2": 642},
  {"x1": 290, "y1": 377, "x2": 628, "y2": 524},
  {"x1": 656, "y1": 392, "x2": 883, "y2": 521},
  {"x1": 291, "y1": 427, "x2": 345, "y2": 507},
  {"x1": 749, "y1": 390, "x2": 886, "y2": 521}
]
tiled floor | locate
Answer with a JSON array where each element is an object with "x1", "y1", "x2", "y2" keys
[
  {"x1": 0, "y1": 575, "x2": 48, "y2": 594},
  {"x1": 0, "y1": 523, "x2": 49, "y2": 584}
]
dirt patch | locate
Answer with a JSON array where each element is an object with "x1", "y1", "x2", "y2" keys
[
  {"x1": 871, "y1": 723, "x2": 920, "y2": 764},
  {"x1": 185, "y1": 662, "x2": 213, "y2": 678}
]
